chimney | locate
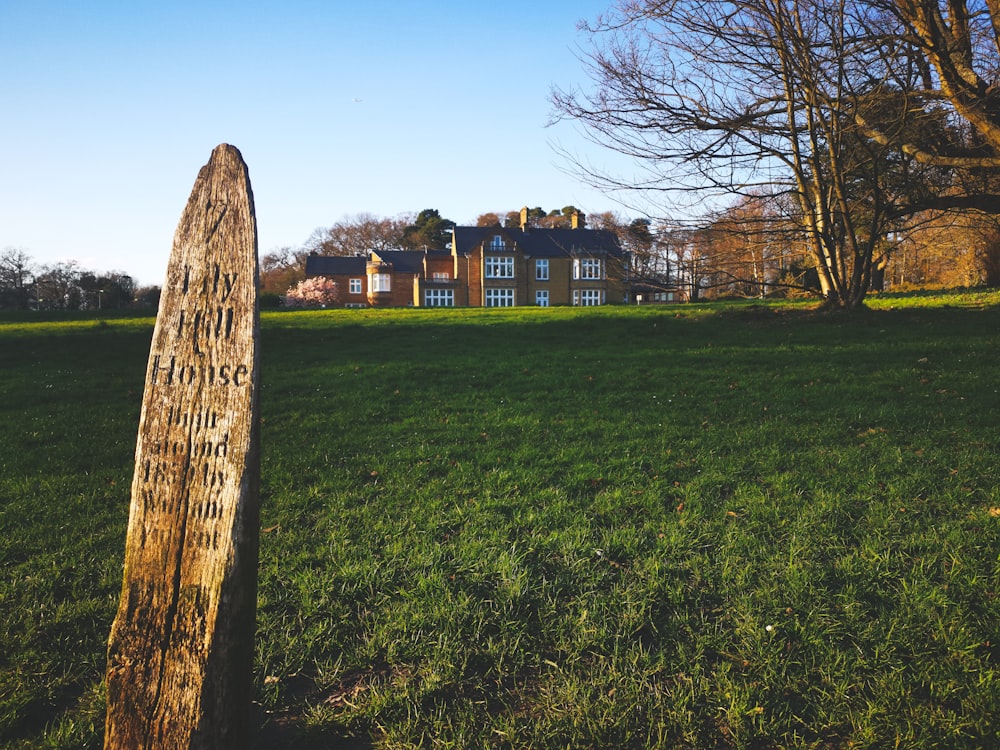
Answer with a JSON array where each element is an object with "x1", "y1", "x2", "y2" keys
[
  {"x1": 520, "y1": 206, "x2": 529, "y2": 231},
  {"x1": 571, "y1": 211, "x2": 586, "y2": 230}
]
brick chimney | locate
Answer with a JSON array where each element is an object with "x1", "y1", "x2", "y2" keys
[
  {"x1": 520, "y1": 206, "x2": 529, "y2": 231},
  {"x1": 571, "y1": 211, "x2": 586, "y2": 229}
]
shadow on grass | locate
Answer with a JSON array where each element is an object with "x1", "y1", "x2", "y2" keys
[
  {"x1": 256, "y1": 719, "x2": 374, "y2": 750},
  {"x1": 253, "y1": 672, "x2": 379, "y2": 750}
]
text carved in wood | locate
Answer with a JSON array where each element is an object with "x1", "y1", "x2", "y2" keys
[{"x1": 105, "y1": 144, "x2": 260, "y2": 750}]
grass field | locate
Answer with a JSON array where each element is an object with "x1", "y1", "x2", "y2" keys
[{"x1": 2, "y1": 292, "x2": 999, "y2": 748}]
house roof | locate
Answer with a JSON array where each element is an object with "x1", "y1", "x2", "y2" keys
[
  {"x1": 305, "y1": 228, "x2": 621, "y2": 278},
  {"x1": 630, "y1": 277, "x2": 681, "y2": 292},
  {"x1": 452, "y1": 226, "x2": 623, "y2": 258},
  {"x1": 370, "y1": 249, "x2": 451, "y2": 274},
  {"x1": 305, "y1": 254, "x2": 367, "y2": 276}
]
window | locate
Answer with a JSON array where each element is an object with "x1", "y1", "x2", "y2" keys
[
  {"x1": 485, "y1": 256, "x2": 514, "y2": 278},
  {"x1": 536, "y1": 259, "x2": 549, "y2": 280},
  {"x1": 425, "y1": 289, "x2": 454, "y2": 307},
  {"x1": 432, "y1": 272, "x2": 450, "y2": 281},
  {"x1": 574, "y1": 289, "x2": 604, "y2": 306},
  {"x1": 536, "y1": 290, "x2": 549, "y2": 307},
  {"x1": 573, "y1": 258, "x2": 604, "y2": 280},
  {"x1": 490, "y1": 234, "x2": 508, "y2": 251},
  {"x1": 485, "y1": 288, "x2": 515, "y2": 307},
  {"x1": 371, "y1": 273, "x2": 391, "y2": 292},
  {"x1": 349, "y1": 278, "x2": 362, "y2": 294}
]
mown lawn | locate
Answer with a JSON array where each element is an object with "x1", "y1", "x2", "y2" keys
[{"x1": 1, "y1": 292, "x2": 999, "y2": 748}]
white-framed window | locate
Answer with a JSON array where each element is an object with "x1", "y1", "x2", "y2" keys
[
  {"x1": 490, "y1": 234, "x2": 508, "y2": 251},
  {"x1": 485, "y1": 256, "x2": 514, "y2": 278},
  {"x1": 485, "y1": 288, "x2": 515, "y2": 307},
  {"x1": 573, "y1": 289, "x2": 604, "y2": 306},
  {"x1": 536, "y1": 290, "x2": 549, "y2": 307},
  {"x1": 573, "y1": 258, "x2": 604, "y2": 280},
  {"x1": 371, "y1": 273, "x2": 391, "y2": 292},
  {"x1": 349, "y1": 278, "x2": 362, "y2": 294},
  {"x1": 425, "y1": 289, "x2": 454, "y2": 307},
  {"x1": 432, "y1": 272, "x2": 450, "y2": 281},
  {"x1": 536, "y1": 259, "x2": 549, "y2": 280}
]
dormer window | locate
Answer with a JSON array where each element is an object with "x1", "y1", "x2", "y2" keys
[{"x1": 490, "y1": 235, "x2": 508, "y2": 251}]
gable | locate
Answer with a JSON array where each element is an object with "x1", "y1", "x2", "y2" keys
[{"x1": 452, "y1": 226, "x2": 516, "y2": 256}]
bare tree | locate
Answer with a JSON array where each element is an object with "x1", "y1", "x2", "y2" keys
[
  {"x1": 35, "y1": 261, "x2": 84, "y2": 310},
  {"x1": 868, "y1": 0, "x2": 1000, "y2": 168},
  {"x1": 553, "y1": 0, "x2": 998, "y2": 308},
  {"x1": 260, "y1": 246, "x2": 308, "y2": 295},
  {"x1": 306, "y1": 213, "x2": 411, "y2": 256},
  {"x1": 692, "y1": 195, "x2": 793, "y2": 298},
  {"x1": 675, "y1": 227, "x2": 711, "y2": 301},
  {"x1": 885, "y1": 208, "x2": 1000, "y2": 286},
  {"x1": 0, "y1": 247, "x2": 35, "y2": 310},
  {"x1": 980, "y1": 223, "x2": 1000, "y2": 284}
]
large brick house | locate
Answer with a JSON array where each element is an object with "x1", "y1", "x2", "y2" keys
[{"x1": 304, "y1": 209, "x2": 627, "y2": 308}]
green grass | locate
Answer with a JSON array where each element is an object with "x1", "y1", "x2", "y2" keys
[{"x1": 2, "y1": 292, "x2": 1000, "y2": 748}]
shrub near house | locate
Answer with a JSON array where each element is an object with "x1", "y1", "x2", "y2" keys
[
  {"x1": 283, "y1": 276, "x2": 340, "y2": 308},
  {"x1": 305, "y1": 209, "x2": 627, "y2": 308}
]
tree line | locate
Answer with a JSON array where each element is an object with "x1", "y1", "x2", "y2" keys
[
  {"x1": 0, "y1": 247, "x2": 156, "y2": 311},
  {"x1": 8, "y1": 191, "x2": 992, "y2": 311},
  {"x1": 637, "y1": 194, "x2": 1000, "y2": 302}
]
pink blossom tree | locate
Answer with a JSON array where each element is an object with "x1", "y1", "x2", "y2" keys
[{"x1": 283, "y1": 276, "x2": 340, "y2": 308}]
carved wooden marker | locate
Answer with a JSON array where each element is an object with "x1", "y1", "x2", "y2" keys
[{"x1": 105, "y1": 144, "x2": 260, "y2": 749}]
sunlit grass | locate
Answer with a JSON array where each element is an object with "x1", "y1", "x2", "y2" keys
[{"x1": 2, "y1": 293, "x2": 1000, "y2": 748}]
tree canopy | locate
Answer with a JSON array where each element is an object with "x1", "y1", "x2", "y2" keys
[{"x1": 403, "y1": 209, "x2": 456, "y2": 250}]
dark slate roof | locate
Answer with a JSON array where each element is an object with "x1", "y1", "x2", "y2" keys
[
  {"x1": 371, "y1": 250, "x2": 425, "y2": 274},
  {"x1": 631, "y1": 277, "x2": 681, "y2": 291},
  {"x1": 452, "y1": 226, "x2": 623, "y2": 258},
  {"x1": 305, "y1": 254, "x2": 367, "y2": 276},
  {"x1": 370, "y1": 250, "x2": 453, "y2": 274}
]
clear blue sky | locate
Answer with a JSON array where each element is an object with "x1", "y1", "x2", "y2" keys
[{"x1": 0, "y1": 1, "x2": 635, "y2": 285}]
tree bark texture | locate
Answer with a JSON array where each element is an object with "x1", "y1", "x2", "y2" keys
[{"x1": 105, "y1": 144, "x2": 260, "y2": 750}]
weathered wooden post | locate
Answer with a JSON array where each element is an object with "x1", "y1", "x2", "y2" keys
[{"x1": 105, "y1": 144, "x2": 260, "y2": 749}]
